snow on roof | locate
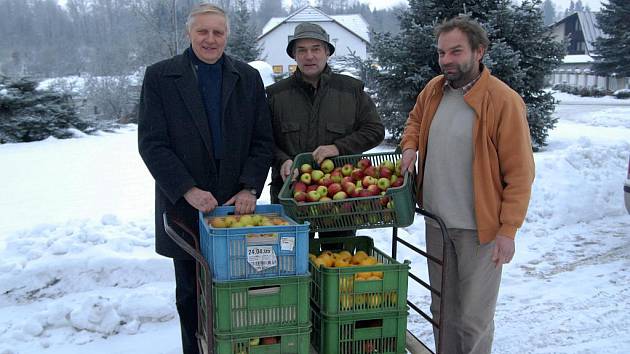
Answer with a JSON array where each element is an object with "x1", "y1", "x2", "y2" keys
[
  {"x1": 259, "y1": 5, "x2": 369, "y2": 43},
  {"x1": 331, "y1": 14, "x2": 370, "y2": 43},
  {"x1": 563, "y1": 54, "x2": 595, "y2": 64}
]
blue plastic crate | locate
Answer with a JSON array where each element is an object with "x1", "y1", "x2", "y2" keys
[{"x1": 199, "y1": 204, "x2": 310, "y2": 281}]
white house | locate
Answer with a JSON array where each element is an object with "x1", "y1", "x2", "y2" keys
[{"x1": 257, "y1": 5, "x2": 370, "y2": 75}]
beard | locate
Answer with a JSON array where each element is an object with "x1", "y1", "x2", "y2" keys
[{"x1": 440, "y1": 57, "x2": 477, "y2": 87}]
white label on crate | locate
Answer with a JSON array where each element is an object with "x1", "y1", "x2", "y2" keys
[
  {"x1": 247, "y1": 246, "x2": 277, "y2": 272},
  {"x1": 280, "y1": 237, "x2": 295, "y2": 251}
]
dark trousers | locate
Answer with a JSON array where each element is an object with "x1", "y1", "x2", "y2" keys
[{"x1": 174, "y1": 259, "x2": 199, "y2": 354}]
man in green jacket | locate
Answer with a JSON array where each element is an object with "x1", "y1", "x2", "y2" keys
[{"x1": 267, "y1": 22, "x2": 385, "y2": 205}]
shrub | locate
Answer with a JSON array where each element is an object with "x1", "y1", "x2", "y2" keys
[{"x1": 0, "y1": 75, "x2": 92, "y2": 143}]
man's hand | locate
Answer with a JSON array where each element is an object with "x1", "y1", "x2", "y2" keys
[
  {"x1": 492, "y1": 234, "x2": 515, "y2": 268},
  {"x1": 184, "y1": 187, "x2": 218, "y2": 213},
  {"x1": 280, "y1": 159, "x2": 296, "y2": 182},
  {"x1": 312, "y1": 144, "x2": 339, "y2": 165},
  {"x1": 401, "y1": 148, "x2": 417, "y2": 173},
  {"x1": 224, "y1": 189, "x2": 257, "y2": 215}
]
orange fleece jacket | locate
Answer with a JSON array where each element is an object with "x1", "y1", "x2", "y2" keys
[{"x1": 400, "y1": 67, "x2": 535, "y2": 244}]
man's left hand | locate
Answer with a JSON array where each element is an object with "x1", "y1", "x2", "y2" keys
[
  {"x1": 312, "y1": 145, "x2": 339, "y2": 165},
  {"x1": 224, "y1": 189, "x2": 257, "y2": 215},
  {"x1": 492, "y1": 235, "x2": 515, "y2": 268}
]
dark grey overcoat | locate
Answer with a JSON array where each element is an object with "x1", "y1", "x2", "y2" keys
[{"x1": 138, "y1": 51, "x2": 273, "y2": 259}]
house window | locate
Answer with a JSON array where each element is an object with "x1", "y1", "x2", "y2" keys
[
  {"x1": 272, "y1": 65, "x2": 283, "y2": 74},
  {"x1": 289, "y1": 65, "x2": 297, "y2": 73},
  {"x1": 577, "y1": 41, "x2": 585, "y2": 53}
]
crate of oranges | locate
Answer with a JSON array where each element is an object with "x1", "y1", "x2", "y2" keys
[
  {"x1": 199, "y1": 204, "x2": 310, "y2": 281},
  {"x1": 308, "y1": 236, "x2": 409, "y2": 316}
]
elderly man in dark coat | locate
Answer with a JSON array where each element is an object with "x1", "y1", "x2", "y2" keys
[{"x1": 137, "y1": 4, "x2": 273, "y2": 354}]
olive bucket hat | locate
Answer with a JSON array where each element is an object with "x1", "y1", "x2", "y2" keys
[{"x1": 286, "y1": 22, "x2": 336, "y2": 59}]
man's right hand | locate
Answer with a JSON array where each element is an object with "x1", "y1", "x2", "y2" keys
[
  {"x1": 184, "y1": 187, "x2": 218, "y2": 212},
  {"x1": 280, "y1": 159, "x2": 296, "y2": 182},
  {"x1": 401, "y1": 148, "x2": 417, "y2": 173}
]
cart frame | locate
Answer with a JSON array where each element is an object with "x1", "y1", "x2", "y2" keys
[{"x1": 163, "y1": 207, "x2": 448, "y2": 354}]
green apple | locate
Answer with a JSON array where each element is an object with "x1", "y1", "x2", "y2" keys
[{"x1": 320, "y1": 159, "x2": 335, "y2": 173}]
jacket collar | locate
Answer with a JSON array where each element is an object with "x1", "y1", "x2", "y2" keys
[{"x1": 293, "y1": 64, "x2": 332, "y2": 88}]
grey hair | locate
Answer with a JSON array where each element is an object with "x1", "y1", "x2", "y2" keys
[{"x1": 185, "y1": 3, "x2": 230, "y2": 36}]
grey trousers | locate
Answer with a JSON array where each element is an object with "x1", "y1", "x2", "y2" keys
[{"x1": 426, "y1": 224, "x2": 502, "y2": 354}]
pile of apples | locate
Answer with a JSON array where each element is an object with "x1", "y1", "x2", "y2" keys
[
  {"x1": 308, "y1": 250, "x2": 384, "y2": 280},
  {"x1": 291, "y1": 157, "x2": 403, "y2": 207},
  {"x1": 206, "y1": 213, "x2": 290, "y2": 228}
]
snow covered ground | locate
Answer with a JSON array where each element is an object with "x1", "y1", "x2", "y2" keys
[{"x1": 0, "y1": 91, "x2": 629, "y2": 354}]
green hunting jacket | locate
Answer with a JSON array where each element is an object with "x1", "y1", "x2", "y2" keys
[{"x1": 266, "y1": 66, "x2": 384, "y2": 194}]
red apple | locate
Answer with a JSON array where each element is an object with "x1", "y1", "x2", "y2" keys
[
  {"x1": 391, "y1": 176, "x2": 404, "y2": 188},
  {"x1": 342, "y1": 176, "x2": 354, "y2": 184},
  {"x1": 330, "y1": 170, "x2": 343, "y2": 183},
  {"x1": 320, "y1": 159, "x2": 335, "y2": 173},
  {"x1": 367, "y1": 184, "x2": 380, "y2": 196},
  {"x1": 342, "y1": 181, "x2": 355, "y2": 195},
  {"x1": 364, "y1": 165, "x2": 377, "y2": 178},
  {"x1": 333, "y1": 191, "x2": 348, "y2": 200},
  {"x1": 357, "y1": 158, "x2": 372, "y2": 170},
  {"x1": 341, "y1": 163, "x2": 354, "y2": 176},
  {"x1": 377, "y1": 177, "x2": 391, "y2": 191},
  {"x1": 351, "y1": 168, "x2": 365, "y2": 181},
  {"x1": 327, "y1": 183, "x2": 342, "y2": 197},
  {"x1": 293, "y1": 182, "x2": 307, "y2": 193},
  {"x1": 358, "y1": 189, "x2": 371, "y2": 198},
  {"x1": 300, "y1": 172, "x2": 312, "y2": 185},
  {"x1": 294, "y1": 191, "x2": 307, "y2": 202},
  {"x1": 307, "y1": 184, "x2": 318, "y2": 192},
  {"x1": 300, "y1": 163, "x2": 313, "y2": 174},
  {"x1": 380, "y1": 195, "x2": 390, "y2": 207},
  {"x1": 379, "y1": 166, "x2": 392, "y2": 179}
]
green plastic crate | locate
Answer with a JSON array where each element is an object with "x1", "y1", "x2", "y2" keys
[
  {"x1": 308, "y1": 236, "x2": 410, "y2": 316},
  {"x1": 213, "y1": 325, "x2": 311, "y2": 354},
  {"x1": 212, "y1": 275, "x2": 311, "y2": 335},
  {"x1": 311, "y1": 306, "x2": 408, "y2": 354},
  {"x1": 278, "y1": 151, "x2": 416, "y2": 232}
]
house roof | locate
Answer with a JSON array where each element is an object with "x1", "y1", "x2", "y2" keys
[
  {"x1": 554, "y1": 10, "x2": 604, "y2": 55},
  {"x1": 258, "y1": 5, "x2": 370, "y2": 44}
]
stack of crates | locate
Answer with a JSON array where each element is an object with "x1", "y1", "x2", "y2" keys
[
  {"x1": 309, "y1": 236, "x2": 410, "y2": 354},
  {"x1": 199, "y1": 204, "x2": 311, "y2": 354}
]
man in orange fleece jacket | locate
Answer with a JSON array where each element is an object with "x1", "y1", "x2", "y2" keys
[{"x1": 400, "y1": 16, "x2": 535, "y2": 354}]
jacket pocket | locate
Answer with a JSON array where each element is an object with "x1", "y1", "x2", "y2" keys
[
  {"x1": 280, "y1": 121, "x2": 301, "y2": 154},
  {"x1": 325, "y1": 121, "x2": 347, "y2": 138}
]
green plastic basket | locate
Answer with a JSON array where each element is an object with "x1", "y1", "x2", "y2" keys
[
  {"x1": 214, "y1": 325, "x2": 311, "y2": 354},
  {"x1": 308, "y1": 236, "x2": 410, "y2": 316},
  {"x1": 213, "y1": 275, "x2": 311, "y2": 335},
  {"x1": 311, "y1": 306, "x2": 408, "y2": 354},
  {"x1": 278, "y1": 151, "x2": 416, "y2": 232}
]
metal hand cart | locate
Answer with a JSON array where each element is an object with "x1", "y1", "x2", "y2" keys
[
  {"x1": 277, "y1": 152, "x2": 450, "y2": 354},
  {"x1": 163, "y1": 212, "x2": 216, "y2": 354}
]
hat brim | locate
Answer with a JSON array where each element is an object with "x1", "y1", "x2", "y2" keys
[{"x1": 286, "y1": 38, "x2": 335, "y2": 59}]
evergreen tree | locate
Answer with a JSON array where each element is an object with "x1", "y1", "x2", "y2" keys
[
  {"x1": 542, "y1": 0, "x2": 556, "y2": 25},
  {"x1": 0, "y1": 76, "x2": 91, "y2": 143},
  {"x1": 227, "y1": 0, "x2": 263, "y2": 62},
  {"x1": 592, "y1": 0, "x2": 630, "y2": 77},
  {"x1": 369, "y1": 0, "x2": 564, "y2": 148}
]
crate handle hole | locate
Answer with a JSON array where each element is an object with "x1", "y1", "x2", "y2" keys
[{"x1": 247, "y1": 285, "x2": 280, "y2": 295}]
